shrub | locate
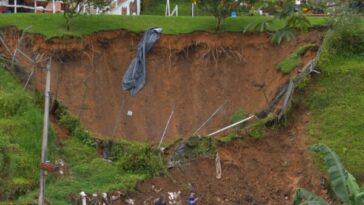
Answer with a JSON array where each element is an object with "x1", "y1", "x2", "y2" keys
[
  {"x1": 248, "y1": 119, "x2": 265, "y2": 139},
  {"x1": 59, "y1": 112, "x2": 80, "y2": 133},
  {"x1": 277, "y1": 44, "x2": 318, "y2": 74},
  {"x1": 112, "y1": 141, "x2": 166, "y2": 176},
  {"x1": 271, "y1": 27, "x2": 296, "y2": 45},
  {"x1": 197, "y1": 0, "x2": 242, "y2": 31}
]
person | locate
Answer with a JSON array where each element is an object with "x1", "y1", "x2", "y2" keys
[
  {"x1": 154, "y1": 195, "x2": 167, "y2": 205},
  {"x1": 187, "y1": 192, "x2": 198, "y2": 205}
]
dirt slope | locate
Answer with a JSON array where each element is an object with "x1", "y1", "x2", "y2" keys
[
  {"x1": 117, "y1": 110, "x2": 330, "y2": 205},
  {"x1": 0, "y1": 28, "x2": 320, "y2": 143}
]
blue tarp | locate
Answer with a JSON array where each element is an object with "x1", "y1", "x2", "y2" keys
[{"x1": 122, "y1": 28, "x2": 162, "y2": 96}]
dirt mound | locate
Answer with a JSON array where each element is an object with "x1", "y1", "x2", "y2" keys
[
  {"x1": 117, "y1": 109, "x2": 329, "y2": 205},
  {"x1": 0, "y1": 28, "x2": 320, "y2": 143}
]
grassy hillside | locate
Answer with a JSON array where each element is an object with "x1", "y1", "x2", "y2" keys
[
  {"x1": 0, "y1": 66, "x2": 55, "y2": 200},
  {"x1": 0, "y1": 14, "x2": 328, "y2": 38},
  {"x1": 305, "y1": 54, "x2": 364, "y2": 181},
  {"x1": 0, "y1": 65, "x2": 165, "y2": 204}
]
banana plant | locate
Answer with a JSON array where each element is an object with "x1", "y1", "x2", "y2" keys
[
  {"x1": 293, "y1": 143, "x2": 364, "y2": 205},
  {"x1": 292, "y1": 188, "x2": 329, "y2": 205}
]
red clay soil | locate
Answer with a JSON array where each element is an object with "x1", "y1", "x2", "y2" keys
[
  {"x1": 0, "y1": 28, "x2": 321, "y2": 144},
  {"x1": 116, "y1": 110, "x2": 332, "y2": 205}
]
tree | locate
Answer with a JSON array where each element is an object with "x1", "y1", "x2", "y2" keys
[
  {"x1": 63, "y1": 0, "x2": 111, "y2": 31},
  {"x1": 293, "y1": 144, "x2": 364, "y2": 205},
  {"x1": 197, "y1": 0, "x2": 242, "y2": 31}
]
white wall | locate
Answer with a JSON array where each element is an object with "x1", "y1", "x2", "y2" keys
[
  {"x1": 0, "y1": 0, "x2": 9, "y2": 5},
  {"x1": 110, "y1": 0, "x2": 139, "y2": 15}
]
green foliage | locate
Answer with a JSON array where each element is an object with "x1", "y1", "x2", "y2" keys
[
  {"x1": 188, "y1": 136, "x2": 217, "y2": 157},
  {"x1": 248, "y1": 119, "x2": 265, "y2": 139},
  {"x1": 0, "y1": 67, "x2": 55, "y2": 200},
  {"x1": 295, "y1": 144, "x2": 364, "y2": 205},
  {"x1": 220, "y1": 132, "x2": 239, "y2": 143},
  {"x1": 319, "y1": 12, "x2": 363, "y2": 66},
  {"x1": 56, "y1": 103, "x2": 96, "y2": 147},
  {"x1": 17, "y1": 138, "x2": 147, "y2": 205},
  {"x1": 311, "y1": 143, "x2": 351, "y2": 204},
  {"x1": 197, "y1": 0, "x2": 242, "y2": 30},
  {"x1": 111, "y1": 140, "x2": 166, "y2": 176},
  {"x1": 63, "y1": 0, "x2": 111, "y2": 31},
  {"x1": 73, "y1": 127, "x2": 95, "y2": 147},
  {"x1": 243, "y1": 20, "x2": 273, "y2": 32},
  {"x1": 277, "y1": 43, "x2": 318, "y2": 74},
  {"x1": 0, "y1": 91, "x2": 31, "y2": 118},
  {"x1": 286, "y1": 13, "x2": 311, "y2": 32},
  {"x1": 230, "y1": 110, "x2": 247, "y2": 131},
  {"x1": 300, "y1": 144, "x2": 364, "y2": 205},
  {"x1": 271, "y1": 27, "x2": 295, "y2": 44},
  {"x1": 59, "y1": 112, "x2": 80, "y2": 133},
  {"x1": 292, "y1": 188, "x2": 329, "y2": 205}
]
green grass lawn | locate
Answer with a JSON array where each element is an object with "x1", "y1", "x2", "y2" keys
[
  {"x1": 0, "y1": 14, "x2": 328, "y2": 38},
  {"x1": 305, "y1": 54, "x2": 364, "y2": 181}
]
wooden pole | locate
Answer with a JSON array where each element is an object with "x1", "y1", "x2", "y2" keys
[
  {"x1": 34, "y1": 0, "x2": 37, "y2": 13},
  {"x1": 38, "y1": 59, "x2": 52, "y2": 205}
]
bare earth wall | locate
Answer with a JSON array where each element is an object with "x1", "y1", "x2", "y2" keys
[{"x1": 0, "y1": 28, "x2": 320, "y2": 144}]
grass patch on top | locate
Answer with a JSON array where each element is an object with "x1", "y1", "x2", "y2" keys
[
  {"x1": 276, "y1": 43, "x2": 318, "y2": 74},
  {"x1": 304, "y1": 54, "x2": 364, "y2": 181},
  {"x1": 0, "y1": 14, "x2": 328, "y2": 38}
]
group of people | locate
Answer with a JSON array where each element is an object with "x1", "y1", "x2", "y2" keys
[{"x1": 153, "y1": 192, "x2": 198, "y2": 205}]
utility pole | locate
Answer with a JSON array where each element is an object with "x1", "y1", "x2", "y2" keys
[{"x1": 38, "y1": 59, "x2": 52, "y2": 205}]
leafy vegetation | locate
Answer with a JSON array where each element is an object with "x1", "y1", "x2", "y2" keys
[
  {"x1": 293, "y1": 188, "x2": 329, "y2": 205},
  {"x1": 248, "y1": 119, "x2": 266, "y2": 139},
  {"x1": 244, "y1": 0, "x2": 316, "y2": 44},
  {"x1": 276, "y1": 43, "x2": 318, "y2": 74},
  {"x1": 16, "y1": 139, "x2": 147, "y2": 205},
  {"x1": 196, "y1": 0, "x2": 243, "y2": 31},
  {"x1": 293, "y1": 144, "x2": 364, "y2": 205},
  {"x1": 63, "y1": 0, "x2": 111, "y2": 31},
  {"x1": 0, "y1": 66, "x2": 55, "y2": 200},
  {"x1": 0, "y1": 14, "x2": 328, "y2": 38}
]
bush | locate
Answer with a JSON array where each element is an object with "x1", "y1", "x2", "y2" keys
[
  {"x1": 319, "y1": 11, "x2": 363, "y2": 65},
  {"x1": 230, "y1": 110, "x2": 247, "y2": 132},
  {"x1": 59, "y1": 113, "x2": 80, "y2": 133},
  {"x1": 249, "y1": 119, "x2": 265, "y2": 139},
  {"x1": 277, "y1": 43, "x2": 318, "y2": 74},
  {"x1": 112, "y1": 141, "x2": 166, "y2": 176}
]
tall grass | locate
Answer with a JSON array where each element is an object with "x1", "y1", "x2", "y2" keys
[{"x1": 0, "y1": 66, "x2": 55, "y2": 200}]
